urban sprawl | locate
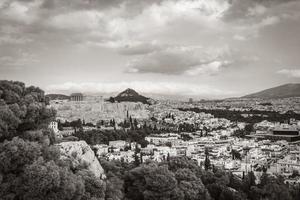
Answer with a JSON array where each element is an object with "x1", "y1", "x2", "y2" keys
[{"x1": 48, "y1": 92, "x2": 300, "y2": 185}]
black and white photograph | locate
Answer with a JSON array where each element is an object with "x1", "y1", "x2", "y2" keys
[{"x1": 1, "y1": 0, "x2": 300, "y2": 199}]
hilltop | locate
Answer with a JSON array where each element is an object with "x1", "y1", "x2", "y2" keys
[
  {"x1": 107, "y1": 88, "x2": 151, "y2": 104},
  {"x1": 46, "y1": 93, "x2": 70, "y2": 100},
  {"x1": 242, "y1": 83, "x2": 300, "y2": 99}
]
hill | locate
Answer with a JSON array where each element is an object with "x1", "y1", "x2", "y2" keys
[
  {"x1": 107, "y1": 88, "x2": 150, "y2": 104},
  {"x1": 242, "y1": 83, "x2": 300, "y2": 99},
  {"x1": 46, "y1": 93, "x2": 70, "y2": 100}
]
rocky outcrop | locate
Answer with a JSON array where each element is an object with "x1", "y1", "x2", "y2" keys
[{"x1": 57, "y1": 141, "x2": 104, "y2": 178}]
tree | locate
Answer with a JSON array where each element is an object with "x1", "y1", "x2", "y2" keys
[
  {"x1": 105, "y1": 175, "x2": 124, "y2": 200},
  {"x1": 124, "y1": 164, "x2": 179, "y2": 200},
  {"x1": 219, "y1": 187, "x2": 245, "y2": 200},
  {"x1": 0, "y1": 137, "x2": 41, "y2": 174},
  {"x1": 143, "y1": 166, "x2": 178, "y2": 200},
  {"x1": 167, "y1": 157, "x2": 199, "y2": 172},
  {"x1": 77, "y1": 170, "x2": 106, "y2": 200},
  {"x1": 242, "y1": 171, "x2": 256, "y2": 194},
  {"x1": 231, "y1": 149, "x2": 242, "y2": 160},
  {"x1": 134, "y1": 119, "x2": 138, "y2": 129},
  {"x1": 134, "y1": 145, "x2": 141, "y2": 167},
  {"x1": 204, "y1": 148, "x2": 211, "y2": 171},
  {"x1": 21, "y1": 159, "x2": 85, "y2": 200},
  {"x1": 175, "y1": 168, "x2": 210, "y2": 200}
]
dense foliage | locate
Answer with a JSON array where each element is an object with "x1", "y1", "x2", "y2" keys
[
  {"x1": 179, "y1": 108, "x2": 300, "y2": 123},
  {"x1": 0, "y1": 81, "x2": 106, "y2": 200},
  {"x1": 100, "y1": 156, "x2": 300, "y2": 200},
  {"x1": 0, "y1": 80, "x2": 56, "y2": 141}
]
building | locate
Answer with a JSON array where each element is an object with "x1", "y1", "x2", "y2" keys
[
  {"x1": 109, "y1": 140, "x2": 127, "y2": 149},
  {"x1": 49, "y1": 121, "x2": 59, "y2": 133},
  {"x1": 48, "y1": 121, "x2": 62, "y2": 138},
  {"x1": 94, "y1": 144, "x2": 109, "y2": 157},
  {"x1": 145, "y1": 133, "x2": 179, "y2": 145},
  {"x1": 252, "y1": 123, "x2": 300, "y2": 142},
  {"x1": 273, "y1": 127, "x2": 299, "y2": 136},
  {"x1": 70, "y1": 93, "x2": 84, "y2": 101},
  {"x1": 60, "y1": 127, "x2": 75, "y2": 136},
  {"x1": 268, "y1": 125, "x2": 300, "y2": 142},
  {"x1": 189, "y1": 98, "x2": 193, "y2": 103}
]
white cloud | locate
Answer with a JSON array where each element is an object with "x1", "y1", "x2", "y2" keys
[
  {"x1": 102, "y1": 40, "x2": 165, "y2": 55},
  {"x1": 1, "y1": 0, "x2": 42, "y2": 24},
  {"x1": 235, "y1": 15, "x2": 281, "y2": 39},
  {"x1": 184, "y1": 61, "x2": 230, "y2": 76},
  {"x1": 259, "y1": 16, "x2": 280, "y2": 27},
  {"x1": 105, "y1": 0, "x2": 230, "y2": 40},
  {"x1": 126, "y1": 45, "x2": 232, "y2": 75},
  {"x1": 0, "y1": 50, "x2": 39, "y2": 68},
  {"x1": 46, "y1": 81, "x2": 235, "y2": 98},
  {"x1": 48, "y1": 10, "x2": 105, "y2": 30},
  {"x1": 0, "y1": 35, "x2": 32, "y2": 45},
  {"x1": 277, "y1": 69, "x2": 300, "y2": 78},
  {"x1": 248, "y1": 4, "x2": 267, "y2": 16},
  {"x1": 233, "y1": 34, "x2": 247, "y2": 41}
]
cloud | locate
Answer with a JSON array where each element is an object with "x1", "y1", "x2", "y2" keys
[
  {"x1": 104, "y1": 0, "x2": 230, "y2": 39},
  {"x1": 46, "y1": 81, "x2": 235, "y2": 98},
  {"x1": 259, "y1": 16, "x2": 280, "y2": 26},
  {"x1": 0, "y1": 0, "x2": 42, "y2": 24},
  {"x1": 233, "y1": 34, "x2": 247, "y2": 41},
  {"x1": 277, "y1": 69, "x2": 300, "y2": 78},
  {"x1": 102, "y1": 40, "x2": 165, "y2": 55},
  {"x1": 184, "y1": 61, "x2": 231, "y2": 76},
  {"x1": 0, "y1": 34, "x2": 32, "y2": 45},
  {"x1": 248, "y1": 4, "x2": 267, "y2": 16},
  {"x1": 43, "y1": 0, "x2": 230, "y2": 46},
  {"x1": 224, "y1": 0, "x2": 300, "y2": 40},
  {"x1": 0, "y1": 47, "x2": 39, "y2": 69},
  {"x1": 126, "y1": 45, "x2": 232, "y2": 75},
  {"x1": 47, "y1": 10, "x2": 105, "y2": 31}
]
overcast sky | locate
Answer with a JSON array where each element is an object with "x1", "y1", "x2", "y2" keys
[{"x1": 0, "y1": 0, "x2": 300, "y2": 98}]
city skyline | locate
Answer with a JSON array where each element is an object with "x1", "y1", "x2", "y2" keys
[{"x1": 1, "y1": 0, "x2": 300, "y2": 98}]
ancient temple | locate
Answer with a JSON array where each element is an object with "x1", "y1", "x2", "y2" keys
[{"x1": 70, "y1": 93, "x2": 84, "y2": 101}]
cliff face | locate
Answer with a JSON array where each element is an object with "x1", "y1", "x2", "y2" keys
[{"x1": 57, "y1": 141, "x2": 104, "y2": 178}]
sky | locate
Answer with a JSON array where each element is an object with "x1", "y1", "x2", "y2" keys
[{"x1": 0, "y1": 0, "x2": 300, "y2": 99}]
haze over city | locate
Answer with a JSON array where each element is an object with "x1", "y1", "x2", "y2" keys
[{"x1": 1, "y1": 0, "x2": 300, "y2": 98}]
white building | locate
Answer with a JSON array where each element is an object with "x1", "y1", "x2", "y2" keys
[
  {"x1": 94, "y1": 144, "x2": 109, "y2": 157},
  {"x1": 145, "y1": 133, "x2": 179, "y2": 145},
  {"x1": 48, "y1": 121, "x2": 62, "y2": 138},
  {"x1": 109, "y1": 140, "x2": 127, "y2": 149}
]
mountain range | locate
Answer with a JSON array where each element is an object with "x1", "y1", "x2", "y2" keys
[{"x1": 242, "y1": 83, "x2": 300, "y2": 99}]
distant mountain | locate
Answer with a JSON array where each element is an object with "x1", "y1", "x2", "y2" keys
[
  {"x1": 46, "y1": 94, "x2": 70, "y2": 100},
  {"x1": 242, "y1": 83, "x2": 300, "y2": 99},
  {"x1": 107, "y1": 88, "x2": 151, "y2": 104}
]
